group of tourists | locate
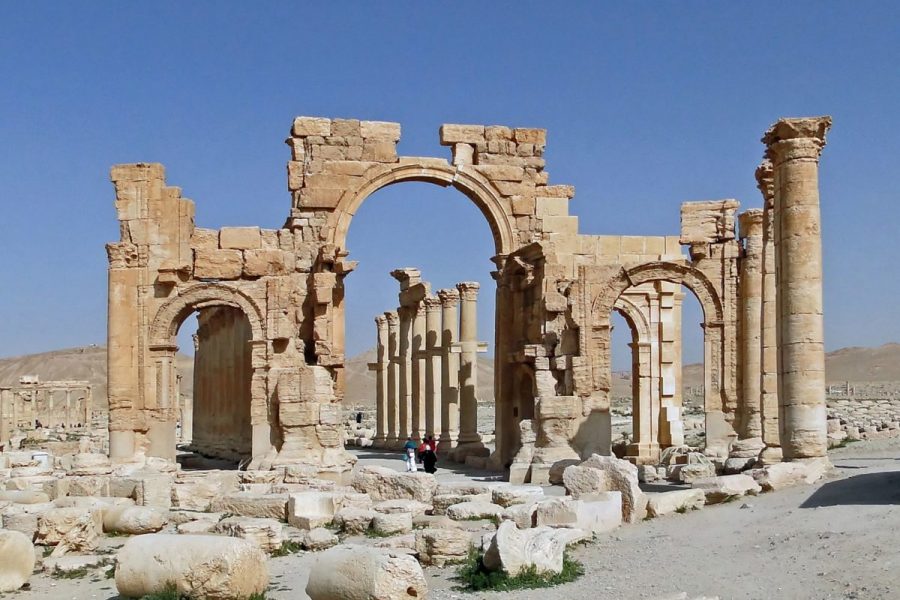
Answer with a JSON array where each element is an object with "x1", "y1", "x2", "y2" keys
[{"x1": 402, "y1": 435, "x2": 439, "y2": 473}]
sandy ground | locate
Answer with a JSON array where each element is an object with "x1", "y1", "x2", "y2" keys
[{"x1": 14, "y1": 438, "x2": 900, "y2": 600}]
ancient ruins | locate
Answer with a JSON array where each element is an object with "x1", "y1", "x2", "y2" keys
[
  {"x1": 103, "y1": 115, "x2": 832, "y2": 482},
  {"x1": 0, "y1": 377, "x2": 93, "y2": 445}
]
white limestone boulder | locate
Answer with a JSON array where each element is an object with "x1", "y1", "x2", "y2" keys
[
  {"x1": 483, "y1": 521, "x2": 570, "y2": 576},
  {"x1": 412, "y1": 514, "x2": 462, "y2": 530},
  {"x1": 501, "y1": 502, "x2": 539, "y2": 529},
  {"x1": 334, "y1": 507, "x2": 375, "y2": 535},
  {"x1": 54, "y1": 496, "x2": 134, "y2": 511},
  {"x1": 305, "y1": 545, "x2": 427, "y2": 600},
  {"x1": 750, "y1": 458, "x2": 831, "y2": 491},
  {"x1": 287, "y1": 491, "x2": 337, "y2": 529},
  {"x1": 215, "y1": 516, "x2": 284, "y2": 553},
  {"x1": 171, "y1": 471, "x2": 240, "y2": 511},
  {"x1": 302, "y1": 527, "x2": 339, "y2": 551},
  {"x1": 115, "y1": 534, "x2": 268, "y2": 599},
  {"x1": 446, "y1": 501, "x2": 504, "y2": 521},
  {"x1": 572, "y1": 492, "x2": 623, "y2": 534},
  {"x1": 646, "y1": 489, "x2": 706, "y2": 517},
  {"x1": 692, "y1": 474, "x2": 762, "y2": 504},
  {"x1": 102, "y1": 505, "x2": 167, "y2": 535},
  {"x1": 562, "y1": 465, "x2": 611, "y2": 499},
  {"x1": 176, "y1": 519, "x2": 218, "y2": 534},
  {"x1": 0, "y1": 490, "x2": 50, "y2": 504},
  {"x1": 210, "y1": 492, "x2": 288, "y2": 521},
  {"x1": 577, "y1": 455, "x2": 647, "y2": 523},
  {"x1": 415, "y1": 527, "x2": 472, "y2": 566},
  {"x1": 373, "y1": 499, "x2": 431, "y2": 516},
  {"x1": 0, "y1": 529, "x2": 35, "y2": 592},
  {"x1": 35, "y1": 507, "x2": 102, "y2": 554},
  {"x1": 372, "y1": 511, "x2": 413, "y2": 536},
  {"x1": 69, "y1": 453, "x2": 113, "y2": 476},
  {"x1": 491, "y1": 485, "x2": 544, "y2": 508},
  {"x1": 351, "y1": 466, "x2": 437, "y2": 503}
]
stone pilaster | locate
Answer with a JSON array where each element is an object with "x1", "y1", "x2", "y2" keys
[
  {"x1": 763, "y1": 116, "x2": 832, "y2": 461},
  {"x1": 738, "y1": 208, "x2": 765, "y2": 443},
  {"x1": 423, "y1": 297, "x2": 442, "y2": 438},
  {"x1": 437, "y1": 289, "x2": 460, "y2": 447},
  {"x1": 385, "y1": 311, "x2": 400, "y2": 445}
]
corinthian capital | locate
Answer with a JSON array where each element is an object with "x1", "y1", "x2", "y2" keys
[
  {"x1": 456, "y1": 281, "x2": 481, "y2": 301},
  {"x1": 762, "y1": 116, "x2": 832, "y2": 164}
]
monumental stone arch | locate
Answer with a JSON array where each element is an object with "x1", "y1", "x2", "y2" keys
[{"x1": 106, "y1": 114, "x2": 833, "y2": 482}]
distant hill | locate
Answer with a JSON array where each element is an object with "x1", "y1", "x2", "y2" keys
[{"x1": 0, "y1": 342, "x2": 896, "y2": 407}]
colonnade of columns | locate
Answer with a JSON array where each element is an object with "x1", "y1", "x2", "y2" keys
[
  {"x1": 738, "y1": 116, "x2": 831, "y2": 462},
  {"x1": 190, "y1": 306, "x2": 253, "y2": 461},
  {"x1": 368, "y1": 269, "x2": 488, "y2": 461},
  {"x1": 0, "y1": 380, "x2": 92, "y2": 446}
]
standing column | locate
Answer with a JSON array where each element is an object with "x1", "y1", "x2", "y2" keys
[
  {"x1": 438, "y1": 289, "x2": 460, "y2": 447},
  {"x1": 738, "y1": 209, "x2": 764, "y2": 441},
  {"x1": 763, "y1": 116, "x2": 832, "y2": 461},
  {"x1": 757, "y1": 160, "x2": 782, "y2": 463},
  {"x1": 0, "y1": 389, "x2": 9, "y2": 446},
  {"x1": 411, "y1": 303, "x2": 427, "y2": 440},
  {"x1": 65, "y1": 389, "x2": 72, "y2": 429},
  {"x1": 454, "y1": 282, "x2": 487, "y2": 459},
  {"x1": 397, "y1": 306, "x2": 413, "y2": 441},
  {"x1": 385, "y1": 311, "x2": 400, "y2": 445},
  {"x1": 369, "y1": 315, "x2": 389, "y2": 445},
  {"x1": 423, "y1": 297, "x2": 442, "y2": 438}
]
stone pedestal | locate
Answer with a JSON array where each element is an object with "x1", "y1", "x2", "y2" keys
[{"x1": 764, "y1": 116, "x2": 832, "y2": 460}]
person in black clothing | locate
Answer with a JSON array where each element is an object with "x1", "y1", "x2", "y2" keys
[{"x1": 421, "y1": 435, "x2": 438, "y2": 474}]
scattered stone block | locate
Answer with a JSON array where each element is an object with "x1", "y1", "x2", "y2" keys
[
  {"x1": 305, "y1": 545, "x2": 427, "y2": 600},
  {"x1": 415, "y1": 527, "x2": 472, "y2": 566},
  {"x1": 372, "y1": 511, "x2": 413, "y2": 536},
  {"x1": 0, "y1": 529, "x2": 35, "y2": 592},
  {"x1": 647, "y1": 489, "x2": 706, "y2": 517},
  {"x1": 446, "y1": 501, "x2": 503, "y2": 522},
  {"x1": 491, "y1": 485, "x2": 544, "y2": 508},
  {"x1": 483, "y1": 521, "x2": 571, "y2": 576},
  {"x1": 692, "y1": 475, "x2": 761, "y2": 504},
  {"x1": 102, "y1": 505, "x2": 166, "y2": 535},
  {"x1": 210, "y1": 492, "x2": 288, "y2": 521}
]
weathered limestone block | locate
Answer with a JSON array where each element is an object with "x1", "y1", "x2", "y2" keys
[
  {"x1": 193, "y1": 248, "x2": 243, "y2": 279},
  {"x1": 412, "y1": 514, "x2": 461, "y2": 531},
  {"x1": 243, "y1": 249, "x2": 292, "y2": 277},
  {"x1": 646, "y1": 489, "x2": 706, "y2": 517},
  {"x1": 293, "y1": 116, "x2": 331, "y2": 137},
  {"x1": 35, "y1": 507, "x2": 102, "y2": 553},
  {"x1": 302, "y1": 527, "x2": 339, "y2": 551},
  {"x1": 219, "y1": 226, "x2": 261, "y2": 250},
  {"x1": 215, "y1": 516, "x2": 284, "y2": 553},
  {"x1": 210, "y1": 492, "x2": 288, "y2": 521},
  {"x1": 373, "y1": 499, "x2": 431, "y2": 517},
  {"x1": 333, "y1": 507, "x2": 375, "y2": 535},
  {"x1": 577, "y1": 455, "x2": 647, "y2": 523},
  {"x1": 42, "y1": 554, "x2": 109, "y2": 575},
  {"x1": 171, "y1": 473, "x2": 240, "y2": 511},
  {"x1": 372, "y1": 511, "x2": 412, "y2": 536},
  {"x1": 415, "y1": 528, "x2": 472, "y2": 566},
  {"x1": 439, "y1": 124, "x2": 485, "y2": 144},
  {"x1": 0, "y1": 529, "x2": 35, "y2": 592},
  {"x1": 680, "y1": 200, "x2": 740, "y2": 244},
  {"x1": 750, "y1": 458, "x2": 830, "y2": 492},
  {"x1": 115, "y1": 534, "x2": 269, "y2": 600},
  {"x1": 491, "y1": 485, "x2": 544, "y2": 508},
  {"x1": 67, "y1": 475, "x2": 111, "y2": 497},
  {"x1": 54, "y1": 496, "x2": 134, "y2": 511},
  {"x1": 69, "y1": 453, "x2": 113, "y2": 476},
  {"x1": 287, "y1": 491, "x2": 337, "y2": 529},
  {"x1": 562, "y1": 465, "x2": 611, "y2": 499},
  {"x1": 483, "y1": 521, "x2": 571, "y2": 576},
  {"x1": 176, "y1": 519, "x2": 217, "y2": 534},
  {"x1": 351, "y1": 466, "x2": 437, "y2": 503},
  {"x1": 691, "y1": 475, "x2": 761, "y2": 504},
  {"x1": 360, "y1": 120, "x2": 401, "y2": 141},
  {"x1": 0, "y1": 490, "x2": 50, "y2": 504},
  {"x1": 102, "y1": 505, "x2": 167, "y2": 535},
  {"x1": 447, "y1": 501, "x2": 504, "y2": 521},
  {"x1": 305, "y1": 545, "x2": 427, "y2": 600}
]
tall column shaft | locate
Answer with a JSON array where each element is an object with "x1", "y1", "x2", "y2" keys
[
  {"x1": 438, "y1": 289, "x2": 460, "y2": 446},
  {"x1": 386, "y1": 312, "x2": 400, "y2": 444},
  {"x1": 411, "y1": 304, "x2": 426, "y2": 440},
  {"x1": 456, "y1": 282, "x2": 482, "y2": 446},
  {"x1": 372, "y1": 315, "x2": 389, "y2": 444},
  {"x1": 764, "y1": 116, "x2": 832, "y2": 460},
  {"x1": 739, "y1": 209, "x2": 764, "y2": 439},
  {"x1": 423, "y1": 297, "x2": 442, "y2": 438},
  {"x1": 757, "y1": 161, "x2": 781, "y2": 458},
  {"x1": 397, "y1": 306, "x2": 412, "y2": 440},
  {"x1": 0, "y1": 389, "x2": 9, "y2": 445}
]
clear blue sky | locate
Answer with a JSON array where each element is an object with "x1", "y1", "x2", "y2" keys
[{"x1": 1, "y1": 3, "x2": 898, "y2": 371}]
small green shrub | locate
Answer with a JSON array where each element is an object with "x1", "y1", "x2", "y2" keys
[
  {"x1": 138, "y1": 582, "x2": 268, "y2": 600},
  {"x1": 675, "y1": 505, "x2": 688, "y2": 514},
  {"x1": 364, "y1": 528, "x2": 393, "y2": 538},
  {"x1": 455, "y1": 547, "x2": 584, "y2": 592},
  {"x1": 53, "y1": 567, "x2": 90, "y2": 579},
  {"x1": 270, "y1": 540, "x2": 303, "y2": 557}
]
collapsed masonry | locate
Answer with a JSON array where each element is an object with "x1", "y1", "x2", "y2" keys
[
  {"x1": 105, "y1": 115, "x2": 832, "y2": 482},
  {"x1": 0, "y1": 377, "x2": 93, "y2": 446},
  {"x1": 368, "y1": 270, "x2": 489, "y2": 463}
]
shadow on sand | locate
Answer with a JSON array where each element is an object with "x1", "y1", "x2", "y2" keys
[{"x1": 800, "y1": 470, "x2": 900, "y2": 508}]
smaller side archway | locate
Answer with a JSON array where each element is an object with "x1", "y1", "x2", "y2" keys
[{"x1": 144, "y1": 283, "x2": 271, "y2": 465}]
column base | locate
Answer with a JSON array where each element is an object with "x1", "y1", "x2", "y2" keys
[
  {"x1": 438, "y1": 433, "x2": 459, "y2": 449},
  {"x1": 758, "y1": 445, "x2": 783, "y2": 465},
  {"x1": 450, "y1": 441, "x2": 489, "y2": 463}
]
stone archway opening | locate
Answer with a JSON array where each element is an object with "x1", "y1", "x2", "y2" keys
[
  {"x1": 173, "y1": 306, "x2": 254, "y2": 469},
  {"x1": 338, "y1": 179, "x2": 501, "y2": 463}
]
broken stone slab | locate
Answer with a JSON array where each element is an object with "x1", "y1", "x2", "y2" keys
[
  {"x1": 0, "y1": 529, "x2": 35, "y2": 592},
  {"x1": 749, "y1": 458, "x2": 831, "y2": 492},
  {"x1": 372, "y1": 511, "x2": 413, "y2": 536},
  {"x1": 373, "y1": 499, "x2": 431, "y2": 516},
  {"x1": 171, "y1": 471, "x2": 240, "y2": 511},
  {"x1": 215, "y1": 516, "x2": 284, "y2": 554},
  {"x1": 691, "y1": 475, "x2": 762, "y2": 504},
  {"x1": 415, "y1": 527, "x2": 473, "y2": 566},
  {"x1": 115, "y1": 534, "x2": 269, "y2": 599},
  {"x1": 305, "y1": 545, "x2": 427, "y2": 600},
  {"x1": 432, "y1": 492, "x2": 491, "y2": 515},
  {"x1": 301, "y1": 527, "x2": 339, "y2": 551},
  {"x1": 646, "y1": 489, "x2": 706, "y2": 517},
  {"x1": 668, "y1": 462, "x2": 716, "y2": 484},
  {"x1": 210, "y1": 492, "x2": 288, "y2": 521},
  {"x1": 562, "y1": 464, "x2": 611, "y2": 499},
  {"x1": 69, "y1": 453, "x2": 113, "y2": 476},
  {"x1": 533, "y1": 493, "x2": 621, "y2": 534},
  {"x1": 501, "y1": 502, "x2": 539, "y2": 529},
  {"x1": 548, "y1": 459, "x2": 580, "y2": 485},
  {"x1": 351, "y1": 466, "x2": 437, "y2": 503},
  {"x1": 102, "y1": 505, "x2": 167, "y2": 535},
  {"x1": 176, "y1": 519, "x2": 218, "y2": 534},
  {"x1": 723, "y1": 457, "x2": 756, "y2": 474},
  {"x1": 333, "y1": 507, "x2": 375, "y2": 535},
  {"x1": 287, "y1": 491, "x2": 338, "y2": 530},
  {"x1": 491, "y1": 485, "x2": 544, "y2": 508},
  {"x1": 446, "y1": 501, "x2": 504, "y2": 521},
  {"x1": 412, "y1": 514, "x2": 462, "y2": 530},
  {"x1": 0, "y1": 490, "x2": 50, "y2": 504},
  {"x1": 435, "y1": 482, "x2": 492, "y2": 496},
  {"x1": 54, "y1": 496, "x2": 134, "y2": 511},
  {"x1": 42, "y1": 554, "x2": 109, "y2": 574},
  {"x1": 35, "y1": 507, "x2": 103, "y2": 554},
  {"x1": 483, "y1": 521, "x2": 571, "y2": 576}
]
